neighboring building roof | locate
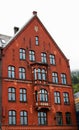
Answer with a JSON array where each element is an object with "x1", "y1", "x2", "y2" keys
[
  {"x1": 0, "y1": 34, "x2": 11, "y2": 48},
  {"x1": 74, "y1": 92, "x2": 79, "y2": 99}
]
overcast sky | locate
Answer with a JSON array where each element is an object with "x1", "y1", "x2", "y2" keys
[{"x1": 0, "y1": 0, "x2": 79, "y2": 71}]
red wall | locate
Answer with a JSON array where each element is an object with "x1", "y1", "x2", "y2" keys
[{"x1": 1, "y1": 16, "x2": 77, "y2": 129}]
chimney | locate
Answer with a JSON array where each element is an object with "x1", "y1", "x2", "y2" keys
[
  {"x1": 33, "y1": 11, "x2": 37, "y2": 16},
  {"x1": 14, "y1": 27, "x2": 19, "y2": 34}
]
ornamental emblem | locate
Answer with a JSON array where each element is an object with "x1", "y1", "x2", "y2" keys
[{"x1": 34, "y1": 26, "x2": 38, "y2": 32}]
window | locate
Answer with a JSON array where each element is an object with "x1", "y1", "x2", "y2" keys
[
  {"x1": 54, "y1": 91, "x2": 61, "y2": 104},
  {"x1": 39, "y1": 89, "x2": 48, "y2": 102},
  {"x1": 52, "y1": 72, "x2": 58, "y2": 84},
  {"x1": 8, "y1": 87, "x2": 16, "y2": 101},
  {"x1": 41, "y1": 53, "x2": 47, "y2": 63},
  {"x1": 56, "y1": 112, "x2": 63, "y2": 125},
  {"x1": 20, "y1": 88, "x2": 27, "y2": 102},
  {"x1": 34, "y1": 69, "x2": 37, "y2": 80},
  {"x1": 38, "y1": 68, "x2": 41, "y2": 80},
  {"x1": 38, "y1": 112, "x2": 47, "y2": 125},
  {"x1": 29, "y1": 50, "x2": 35, "y2": 61},
  {"x1": 42, "y1": 69, "x2": 46, "y2": 80},
  {"x1": 20, "y1": 48, "x2": 26, "y2": 60},
  {"x1": 8, "y1": 66, "x2": 15, "y2": 78},
  {"x1": 61, "y1": 73, "x2": 67, "y2": 84},
  {"x1": 34, "y1": 68, "x2": 46, "y2": 81},
  {"x1": 63, "y1": 92, "x2": 69, "y2": 104},
  {"x1": 20, "y1": 111, "x2": 28, "y2": 125},
  {"x1": 50, "y1": 54, "x2": 56, "y2": 65},
  {"x1": 35, "y1": 91, "x2": 38, "y2": 101},
  {"x1": 65, "y1": 112, "x2": 72, "y2": 125},
  {"x1": 19, "y1": 67, "x2": 26, "y2": 80},
  {"x1": 9, "y1": 110, "x2": 16, "y2": 125},
  {"x1": 35, "y1": 36, "x2": 39, "y2": 45}
]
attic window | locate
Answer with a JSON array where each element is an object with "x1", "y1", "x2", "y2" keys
[{"x1": 35, "y1": 36, "x2": 39, "y2": 45}]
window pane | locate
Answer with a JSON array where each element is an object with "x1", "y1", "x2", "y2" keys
[
  {"x1": 34, "y1": 69, "x2": 37, "y2": 80},
  {"x1": 8, "y1": 88, "x2": 15, "y2": 101},
  {"x1": 20, "y1": 49, "x2": 26, "y2": 60},
  {"x1": 38, "y1": 112, "x2": 47, "y2": 125},
  {"x1": 50, "y1": 54, "x2": 55, "y2": 65},
  {"x1": 54, "y1": 92, "x2": 60, "y2": 104},
  {"x1": 52, "y1": 72, "x2": 58, "y2": 84},
  {"x1": 41, "y1": 53, "x2": 47, "y2": 63},
  {"x1": 39, "y1": 89, "x2": 48, "y2": 102},
  {"x1": 66, "y1": 112, "x2": 71, "y2": 125},
  {"x1": 63, "y1": 92, "x2": 69, "y2": 104},
  {"x1": 20, "y1": 111, "x2": 27, "y2": 125},
  {"x1": 38, "y1": 69, "x2": 41, "y2": 80},
  {"x1": 29, "y1": 51, "x2": 35, "y2": 61},
  {"x1": 9, "y1": 111, "x2": 16, "y2": 125},
  {"x1": 42, "y1": 69, "x2": 46, "y2": 80},
  {"x1": 20, "y1": 89, "x2": 26, "y2": 102},
  {"x1": 8, "y1": 66, "x2": 15, "y2": 78},
  {"x1": 19, "y1": 68, "x2": 25, "y2": 79},
  {"x1": 61, "y1": 74, "x2": 67, "y2": 84},
  {"x1": 35, "y1": 36, "x2": 39, "y2": 45},
  {"x1": 56, "y1": 112, "x2": 63, "y2": 125}
]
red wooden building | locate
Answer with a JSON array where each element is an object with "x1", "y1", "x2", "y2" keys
[{"x1": 0, "y1": 12, "x2": 77, "y2": 130}]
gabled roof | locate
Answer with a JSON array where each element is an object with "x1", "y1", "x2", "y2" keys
[{"x1": 4, "y1": 12, "x2": 69, "y2": 62}]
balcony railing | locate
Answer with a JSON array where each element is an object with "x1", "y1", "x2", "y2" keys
[{"x1": 35, "y1": 101, "x2": 51, "y2": 111}]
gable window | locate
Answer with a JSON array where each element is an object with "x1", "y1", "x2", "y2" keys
[
  {"x1": 52, "y1": 72, "x2": 58, "y2": 84},
  {"x1": 9, "y1": 110, "x2": 16, "y2": 125},
  {"x1": 50, "y1": 54, "x2": 56, "y2": 65},
  {"x1": 8, "y1": 66, "x2": 15, "y2": 78},
  {"x1": 56, "y1": 112, "x2": 63, "y2": 125},
  {"x1": 20, "y1": 111, "x2": 28, "y2": 125},
  {"x1": 8, "y1": 87, "x2": 16, "y2": 101},
  {"x1": 35, "y1": 36, "x2": 39, "y2": 45},
  {"x1": 20, "y1": 48, "x2": 26, "y2": 60},
  {"x1": 29, "y1": 50, "x2": 35, "y2": 61},
  {"x1": 54, "y1": 91, "x2": 61, "y2": 104},
  {"x1": 19, "y1": 67, "x2": 26, "y2": 80},
  {"x1": 41, "y1": 53, "x2": 47, "y2": 63},
  {"x1": 20, "y1": 88, "x2": 27, "y2": 102},
  {"x1": 38, "y1": 111, "x2": 47, "y2": 125},
  {"x1": 63, "y1": 92, "x2": 69, "y2": 104},
  {"x1": 61, "y1": 73, "x2": 67, "y2": 84},
  {"x1": 39, "y1": 89, "x2": 48, "y2": 102},
  {"x1": 65, "y1": 112, "x2": 72, "y2": 125}
]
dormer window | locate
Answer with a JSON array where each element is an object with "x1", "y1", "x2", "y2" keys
[{"x1": 35, "y1": 36, "x2": 39, "y2": 45}]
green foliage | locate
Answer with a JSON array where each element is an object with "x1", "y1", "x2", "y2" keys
[
  {"x1": 71, "y1": 70, "x2": 79, "y2": 93},
  {"x1": 73, "y1": 83, "x2": 79, "y2": 93},
  {"x1": 71, "y1": 75, "x2": 79, "y2": 84}
]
